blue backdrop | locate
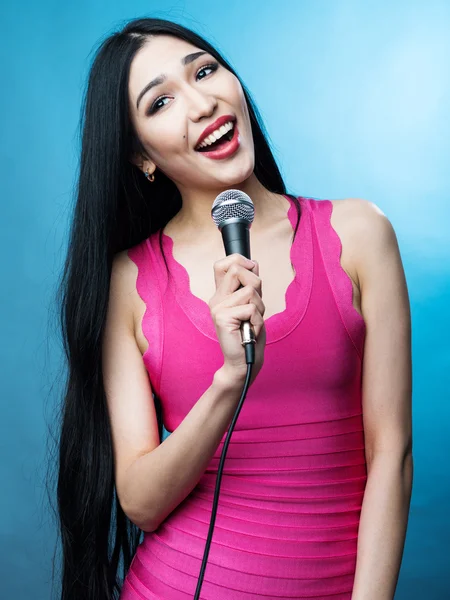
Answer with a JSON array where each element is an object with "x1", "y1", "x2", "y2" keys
[{"x1": 1, "y1": 1, "x2": 449, "y2": 598}]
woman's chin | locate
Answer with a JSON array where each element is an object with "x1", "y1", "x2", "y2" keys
[
  {"x1": 177, "y1": 150, "x2": 254, "y2": 190},
  {"x1": 207, "y1": 150, "x2": 254, "y2": 181}
]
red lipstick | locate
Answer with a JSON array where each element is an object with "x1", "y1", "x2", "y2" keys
[
  {"x1": 195, "y1": 114, "x2": 236, "y2": 149},
  {"x1": 195, "y1": 120, "x2": 240, "y2": 160}
]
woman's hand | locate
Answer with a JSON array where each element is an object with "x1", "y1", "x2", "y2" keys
[{"x1": 209, "y1": 253, "x2": 266, "y2": 387}]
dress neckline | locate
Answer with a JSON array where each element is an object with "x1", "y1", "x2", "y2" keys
[{"x1": 160, "y1": 195, "x2": 313, "y2": 344}]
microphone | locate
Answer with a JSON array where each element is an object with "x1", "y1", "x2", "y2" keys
[
  {"x1": 211, "y1": 189, "x2": 257, "y2": 364},
  {"x1": 194, "y1": 191, "x2": 257, "y2": 599}
]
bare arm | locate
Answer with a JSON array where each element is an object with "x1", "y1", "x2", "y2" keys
[
  {"x1": 102, "y1": 250, "x2": 263, "y2": 533},
  {"x1": 121, "y1": 366, "x2": 244, "y2": 532},
  {"x1": 344, "y1": 199, "x2": 413, "y2": 600}
]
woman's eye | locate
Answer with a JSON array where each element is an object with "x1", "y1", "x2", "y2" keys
[
  {"x1": 196, "y1": 62, "x2": 219, "y2": 80},
  {"x1": 148, "y1": 96, "x2": 170, "y2": 114},
  {"x1": 147, "y1": 62, "x2": 219, "y2": 115}
]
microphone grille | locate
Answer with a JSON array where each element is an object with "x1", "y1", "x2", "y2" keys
[{"x1": 211, "y1": 189, "x2": 255, "y2": 228}]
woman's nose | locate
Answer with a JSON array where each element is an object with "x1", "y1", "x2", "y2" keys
[{"x1": 185, "y1": 85, "x2": 218, "y2": 122}]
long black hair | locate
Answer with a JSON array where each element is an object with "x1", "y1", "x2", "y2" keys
[{"x1": 49, "y1": 16, "x2": 302, "y2": 600}]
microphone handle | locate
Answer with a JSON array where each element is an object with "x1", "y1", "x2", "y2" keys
[
  {"x1": 221, "y1": 221, "x2": 251, "y2": 258},
  {"x1": 220, "y1": 222, "x2": 256, "y2": 351}
]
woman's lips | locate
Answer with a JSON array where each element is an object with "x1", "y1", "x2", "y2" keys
[
  {"x1": 195, "y1": 122, "x2": 240, "y2": 160},
  {"x1": 194, "y1": 114, "x2": 236, "y2": 148}
]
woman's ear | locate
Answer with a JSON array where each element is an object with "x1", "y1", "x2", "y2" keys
[{"x1": 130, "y1": 154, "x2": 155, "y2": 176}]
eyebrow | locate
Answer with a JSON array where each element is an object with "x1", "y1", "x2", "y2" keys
[{"x1": 136, "y1": 51, "x2": 208, "y2": 110}]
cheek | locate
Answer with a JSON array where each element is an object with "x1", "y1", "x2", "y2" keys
[
  {"x1": 225, "y1": 75, "x2": 242, "y2": 100},
  {"x1": 235, "y1": 85, "x2": 248, "y2": 114},
  {"x1": 140, "y1": 121, "x2": 185, "y2": 158},
  {"x1": 227, "y1": 78, "x2": 250, "y2": 124}
]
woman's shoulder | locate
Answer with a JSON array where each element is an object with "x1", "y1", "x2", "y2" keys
[
  {"x1": 326, "y1": 197, "x2": 390, "y2": 307},
  {"x1": 109, "y1": 248, "x2": 151, "y2": 357},
  {"x1": 110, "y1": 243, "x2": 154, "y2": 322},
  {"x1": 109, "y1": 249, "x2": 142, "y2": 325}
]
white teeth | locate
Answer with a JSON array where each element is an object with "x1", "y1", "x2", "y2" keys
[{"x1": 196, "y1": 121, "x2": 234, "y2": 149}]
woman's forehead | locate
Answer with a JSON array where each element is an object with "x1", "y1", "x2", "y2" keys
[
  {"x1": 131, "y1": 36, "x2": 203, "y2": 80},
  {"x1": 128, "y1": 36, "x2": 205, "y2": 102}
]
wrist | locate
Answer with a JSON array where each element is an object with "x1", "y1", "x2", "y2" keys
[{"x1": 213, "y1": 364, "x2": 247, "y2": 394}]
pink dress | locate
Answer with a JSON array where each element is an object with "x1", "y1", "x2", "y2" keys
[{"x1": 121, "y1": 196, "x2": 367, "y2": 599}]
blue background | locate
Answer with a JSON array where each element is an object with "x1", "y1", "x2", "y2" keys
[{"x1": 1, "y1": 1, "x2": 449, "y2": 598}]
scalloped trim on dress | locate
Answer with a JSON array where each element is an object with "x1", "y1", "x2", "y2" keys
[
  {"x1": 160, "y1": 195, "x2": 314, "y2": 344},
  {"x1": 313, "y1": 199, "x2": 366, "y2": 361}
]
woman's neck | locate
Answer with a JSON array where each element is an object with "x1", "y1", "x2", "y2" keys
[{"x1": 167, "y1": 175, "x2": 286, "y2": 240}]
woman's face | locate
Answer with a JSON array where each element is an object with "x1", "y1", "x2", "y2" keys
[{"x1": 128, "y1": 35, "x2": 255, "y2": 193}]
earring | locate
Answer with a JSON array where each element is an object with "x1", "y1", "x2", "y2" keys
[{"x1": 145, "y1": 169, "x2": 155, "y2": 182}]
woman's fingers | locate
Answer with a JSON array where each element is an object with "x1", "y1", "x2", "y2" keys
[
  {"x1": 216, "y1": 284, "x2": 265, "y2": 317},
  {"x1": 212, "y1": 254, "x2": 261, "y2": 301}
]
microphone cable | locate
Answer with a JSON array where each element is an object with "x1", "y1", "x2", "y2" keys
[{"x1": 193, "y1": 339, "x2": 255, "y2": 599}]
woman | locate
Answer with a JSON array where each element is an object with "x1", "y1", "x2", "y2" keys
[{"x1": 54, "y1": 16, "x2": 413, "y2": 600}]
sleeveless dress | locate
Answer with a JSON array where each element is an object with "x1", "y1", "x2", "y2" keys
[{"x1": 120, "y1": 196, "x2": 367, "y2": 599}]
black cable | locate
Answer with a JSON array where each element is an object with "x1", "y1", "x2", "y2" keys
[{"x1": 193, "y1": 355, "x2": 254, "y2": 598}]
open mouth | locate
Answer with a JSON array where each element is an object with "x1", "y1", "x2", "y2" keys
[{"x1": 195, "y1": 122, "x2": 235, "y2": 152}]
